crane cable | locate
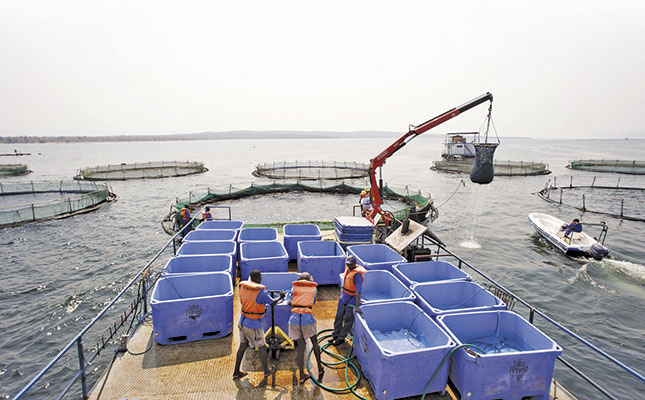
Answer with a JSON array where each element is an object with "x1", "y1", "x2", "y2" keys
[{"x1": 435, "y1": 179, "x2": 466, "y2": 209}]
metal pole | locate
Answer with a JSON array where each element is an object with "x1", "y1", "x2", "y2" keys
[
  {"x1": 620, "y1": 199, "x2": 624, "y2": 219},
  {"x1": 31, "y1": 204, "x2": 36, "y2": 221},
  {"x1": 529, "y1": 308, "x2": 535, "y2": 324},
  {"x1": 142, "y1": 278, "x2": 148, "y2": 315},
  {"x1": 582, "y1": 194, "x2": 586, "y2": 211},
  {"x1": 617, "y1": 177, "x2": 621, "y2": 188},
  {"x1": 77, "y1": 338, "x2": 88, "y2": 399},
  {"x1": 570, "y1": 176, "x2": 573, "y2": 188},
  {"x1": 591, "y1": 177, "x2": 596, "y2": 187},
  {"x1": 559, "y1": 188, "x2": 563, "y2": 204}
]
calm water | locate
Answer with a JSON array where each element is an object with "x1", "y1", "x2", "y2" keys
[{"x1": 1, "y1": 137, "x2": 644, "y2": 399}]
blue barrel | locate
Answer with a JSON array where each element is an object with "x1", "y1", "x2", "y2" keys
[
  {"x1": 354, "y1": 270, "x2": 415, "y2": 305},
  {"x1": 257, "y1": 272, "x2": 300, "y2": 335},
  {"x1": 183, "y1": 229, "x2": 237, "y2": 242},
  {"x1": 347, "y1": 244, "x2": 407, "y2": 272},
  {"x1": 176, "y1": 240, "x2": 237, "y2": 260},
  {"x1": 163, "y1": 255, "x2": 234, "y2": 282},
  {"x1": 283, "y1": 224, "x2": 322, "y2": 260},
  {"x1": 412, "y1": 281, "x2": 505, "y2": 318},
  {"x1": 354, "y1": 301, "x2": 454, "y2": 400},
  {"x1": 197, "y1": 220, "x2": 244, "y2": 231},
  {"x1": 297, "y1": 241, "x2": 345, "y2": 285},
  {"x1": 392, "y1": 261, "x2": 471, "y2": 288},
  {"x1": 239, "y1": 241, "x2": 288, "y2": 281},
  {"x1": 436, "y1": 311, "x2": 562, "y2": 400},
  {"x1": 151, "y1": 272, "x2": 234, "y2": 345}
]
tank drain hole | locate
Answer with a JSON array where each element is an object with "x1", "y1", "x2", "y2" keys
[
  {"x1": 169, "y1": 336, "x2": 187, "y2": 342},
  {"x1": 203, "y1": 331, "x2": 221, "y2": 337}
]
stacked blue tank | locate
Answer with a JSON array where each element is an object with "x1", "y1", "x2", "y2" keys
[
  {"x1": 353, "y1": 301, "x2": 454, "y2": 400},
  {"x1": 412, "y1": 281, "x2": 505, "y2": 318},
  {"x1": 151, "y1": 272, "x2": 234, "y2": 345},
  {"x1": 436, "y1": 310, "x2": 562, "y2": 400},
  {"x1": 258, "y1": 272, "x2": 300, "y2": 335},
  {"x1": 392, "y1": 260, "x2": 471, "y2": 288},
  {"x1": 334, "y1": 216, "x2": 373, "y2": 246},
  {"x1": 239, "y1": 241, "x2": 289, "y2": 281},
  {"x1": 163, "y1": 254, "x2": 234, "y2": 282},
  {"x1": 297, "y1": 241, "x2": 345, "y2": 285},
  {"x1": 283, "y1": 224, "x2": 321, "y2": 260},
  {"x1": 176, "y1": 240, "x2": 237, "y2": 260},
  {"x1": 347, "y1": 244, "x2": 407, "y2": 273}
]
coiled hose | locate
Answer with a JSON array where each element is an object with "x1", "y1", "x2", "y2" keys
[{"x1": 305, "y1": 327, "x2": 483, "y2": 400}]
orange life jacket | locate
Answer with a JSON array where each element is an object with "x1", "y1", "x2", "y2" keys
[
  {"x1": 202, "y1": 211, "x2": 212, "y2": 220},
  {"x1": 290, "y1": 280, "x2": 317, "y2": 314},
  {"x1": 342, "y1": 266, "x2": 366, "y2": 295},
  {"x1": 180, "y1": 208, "x2": 190, "y2": 220},
  {"x1": 239, "y1": 281, "x2": 266, "y2": 319}
]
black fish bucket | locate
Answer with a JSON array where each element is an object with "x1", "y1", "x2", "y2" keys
[{"x1": 470, "y1": 143, "x2": 498, "y2": 184}]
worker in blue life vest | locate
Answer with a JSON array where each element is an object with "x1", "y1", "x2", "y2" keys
[
  {"x1": 288, "y1": 272, "x2": 324, "y2": 384},
  {"x1": 561, "y1": 218, "x2": 582, "y2": 238},
  {"x1": 201, "y1": 206, "x2": 213, "y2": 221},
  {"x1": 233, "y1": 269, "x2": 285, "y2": 381},
  {"x1": 329, "y1": 255, "x2": 365, "y2": 346}
]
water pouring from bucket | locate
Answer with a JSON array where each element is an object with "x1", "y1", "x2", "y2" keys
[{"x1": 470, "y1": 102, "x2": 499, "y2": 185}]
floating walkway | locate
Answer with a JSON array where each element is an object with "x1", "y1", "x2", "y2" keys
[
  {"x1": 0, "y1": 164, "x2": 31, "y2": 177},
  {"x1": 253, "y1": 161, "x2": 370, "y2": 180},
  {"x1": 567, "y1": 159, "x2": 645, "y2": 175},
  {"x1": 75, "y1": 161, "x2": 208, "y2": 180},
  {"x1": 0, "y1": 180, "x2": 117, "y2": 228},
  {"x1": 537, "y1": 175, "x2": 645, "y2": 222},
  {"x1": 162, "y1": 180, "x2": 437, "y2": 235},
  {"x1": 432, "y1": 159, "x2": 551, "y2": 176}
]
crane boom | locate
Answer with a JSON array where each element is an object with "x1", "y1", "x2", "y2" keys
[{"x1": 368, "y1": 92, "x2": 493, "y2": 221}]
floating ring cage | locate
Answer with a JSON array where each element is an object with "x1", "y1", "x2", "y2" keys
[
  {"x1": 537, "y1": 175, "x2": 645, "y2": 222},
  {"x1": 162, "y1": 180, "x2": 436, "y2": 235},
  {"x1": 432, "y1": 159, "x2": 551, "y2": 176},
  {"x1": 567, "y1": 159, "x2": 645, "y2": 175},
  {"x1": 252, "y1": 161, "x2": 370, "y2": 180},
  {"x1": 0, "y1": 180, "x2": 117, "y2": 228},
  {"x1": 0, "y1": 164, "x2": 31, "y2": 177},
  {"x1": 75, "y1": 161, "x2": 208, "y2": 181}
]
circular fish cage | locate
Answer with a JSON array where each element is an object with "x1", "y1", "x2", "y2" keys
[
  {"x1": 432, "y1": 159, "x2": 551, "y2": 176},
  {"x1": 75, "y1": 161, "x2": 208, "y2": 181},
  {"x1": 161, "y1": 180, "x2": 436, "y2": 235},
  {"x1": 567, "y1": 159, "x2": 645, "y2": 175},
  {"x1": 537, "y1": 175, "x2": 645, "y2": 222},
  {"x1": 252, "y1": 161, "x2": 370, "y2": 180},
  {"x1": 0, "y1": 180, "x2": 117, "y2": 228},
  {"x1": 0, "y1": 164, "x2": 31, "y2": 177}
]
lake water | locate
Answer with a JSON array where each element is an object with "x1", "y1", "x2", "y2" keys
[{"x1": 1, "y1": 137, "x2": 644, "y2": 399}]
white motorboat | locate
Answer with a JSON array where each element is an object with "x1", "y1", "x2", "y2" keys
[{"x1": 528, "y1": 213, "x2": 609, "y2": 260}]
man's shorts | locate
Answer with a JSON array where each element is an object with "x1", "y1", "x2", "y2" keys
[
  {"x1": 288, "y1": 321, "x2": 318, "y2": 340},
  {"x1": 238, "y1": 322, "x2": 266, "y2": 349}
]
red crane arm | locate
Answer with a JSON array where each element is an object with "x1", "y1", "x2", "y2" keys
[{"x1": 368, "y1": 92, "x2": 493, "y2": 217}]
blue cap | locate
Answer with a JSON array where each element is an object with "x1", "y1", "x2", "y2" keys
[{"x1": 346, "y1": 255, "x2": 356, "y2": 265}]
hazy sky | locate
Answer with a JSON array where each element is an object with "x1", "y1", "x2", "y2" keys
[{"x1": 1, "y1": 1, "x2": 644, "y2": 138}]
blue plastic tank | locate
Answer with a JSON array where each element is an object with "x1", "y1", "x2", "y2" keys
[
  {"x1": 297, "y1": 241, "x2": 345, "y2": 285},
  {"x1": 392, "y1": 261, "x2": 471, "y2": 288},
  {"x1": 436, "y1": 310, "x2": 562, "y2": 400},
  {"x1": 176, "y1": 240, "x2": 236, "y2": 259},
  {"x1": 255, "y1": 272, "x2": 300, "y2": 335},
  {"x1": 283, "y1": 224, "x2": 322, "y2": 260},
  {"x1": 412, "y1": 281, "x2": 505, "y2": 318},
  {"x1": 354, "y1": 301, "x2": 454, "y2": 400},
  {"x1": 163, "y1": 255, "x2": 234, "y2": 282},
  {"x1": 196, "y1": 220, "x2": 244, "y2": 231},
  {"x1": 347, "y1": 244, "x2": 407, "y2": 272},
  {"x1": 239, "y1": 241, "x2": 288, "y2": 281},
  {"x1": 151, "y1": 272, "x2": 234, "y2": 345},
  {"x1": 182, "y1": 229, "x2": 237, "y2": 242},
  {"x1": 342, "y1": 270, "x2": 415, "y2": 305},
  {"x1": 238, "y1": 227, "x2": 278, "y2": 243}
]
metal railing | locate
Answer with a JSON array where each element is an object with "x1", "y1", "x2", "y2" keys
[
  {"x1": 10, "y1": 207, "x2": 210, "y2": 400},
  {"x1": 415, "y1": 236, "x2": 645, "y2": 399}
]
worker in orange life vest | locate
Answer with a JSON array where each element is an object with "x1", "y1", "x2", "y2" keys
[
  {"x1": 329, "y1": 255, "x2": 365, "y2": 346},
  {"x1": 201, "y1": 206, "x2": 213, "y2": 221},
  {"x1": 233, "y1": 269, "x2": 285, "y2": 381},
  {"x1": 178, "y1": 207, "x2": 192, "y2": 232},
  {"x1": 288, "y1": 272, "x2": 324, "y2": 384}
]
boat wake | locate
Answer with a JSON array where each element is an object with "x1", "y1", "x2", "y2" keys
[
  {"x1": 567, "y1": 259, "x2": 645, "y2": 292},
  {"x1": 567, "y1": 264, "x2": 612, "y2": 292},
  {"x1": 599, "y1": 259, "x2": 645, "y2": 286}
]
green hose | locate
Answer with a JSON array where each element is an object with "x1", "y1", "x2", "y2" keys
[
  {"x1": 306, "y1": 328, "x2": 369, "y2": 400},
  {"x1": 420, "y1": 343, "x2": 484, "y2": 400}
]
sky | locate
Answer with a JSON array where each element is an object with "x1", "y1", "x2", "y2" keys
[{"x1": 0, "y1": 1, "x2": 644, "y2": 139}]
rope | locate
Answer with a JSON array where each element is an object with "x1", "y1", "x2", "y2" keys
[{"x1": 435, "y1": 179, "x2": 466, "y2": 209}]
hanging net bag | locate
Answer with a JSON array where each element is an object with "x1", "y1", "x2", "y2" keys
[{"x1": 470, "y1": 102, "x2": 500, "y2": 184}]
